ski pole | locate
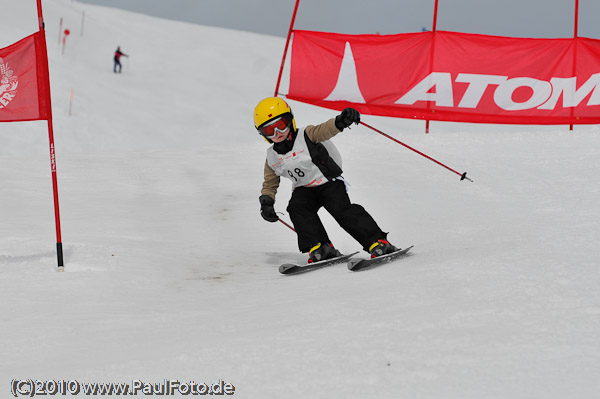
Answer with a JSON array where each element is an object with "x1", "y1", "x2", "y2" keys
[
  {"x1": 359, "y1": 121, "x2": 473, "y2": 182},
  {"x1": 278, "y1": 217, "x2": 296, "y2": 232}
]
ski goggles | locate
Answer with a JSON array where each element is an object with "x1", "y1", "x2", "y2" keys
[{"x1": 258, "y1": 114, "x2": 292, "y2": 139}]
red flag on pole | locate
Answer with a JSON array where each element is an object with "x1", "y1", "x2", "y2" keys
[
  {"x1": 0, "y1": 31, "x2": 51, "y2": 122},
  {"x1": 0, "y1": 0, "x2": 64, "y2": 270}
]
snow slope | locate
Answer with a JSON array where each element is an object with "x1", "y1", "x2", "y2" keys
[{"x1": 1, "y1": 1, "x2": 599, "y2": 398}]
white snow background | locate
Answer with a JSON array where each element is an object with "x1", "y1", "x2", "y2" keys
[{"x1": 1, "y1": 0, "x2": 599, "y2": 398}]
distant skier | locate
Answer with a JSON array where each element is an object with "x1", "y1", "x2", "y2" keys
[
  {"x1": 254, "y1": 97, "x2": 400, "y2": 263},
  {"x1": 113, "y1": 46, "x2": 128, "y2": 73}
]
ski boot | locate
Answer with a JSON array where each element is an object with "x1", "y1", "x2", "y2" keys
[
  {"x1": 369, "y1": 239, "x2": 398, "y2": 259},
  {"x1": 308, "y1": 242, "x2": 342, "y2": 263}
]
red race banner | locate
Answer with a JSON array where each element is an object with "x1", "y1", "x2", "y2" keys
[
  {"x1": 0, "y1": 31, "x2": 51, "y2": 122},
  {"x1": 288, "y1": 30, "x2": 600, "y2": 125}
]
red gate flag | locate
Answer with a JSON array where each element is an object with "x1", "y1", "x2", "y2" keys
[
  {"x1": 288, "y1": 30, "x2": 600, "y2": 125},
  {"x1": 0, "y1": 31, "x2": 51, "y2": 122}
]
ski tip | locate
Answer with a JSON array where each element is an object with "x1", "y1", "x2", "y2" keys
[
  {"x1": 279, "y1": 264, "x2": 294, "y2": 274},
  {"x1": 347, "y1": 258, "x2": 361, "y2": 270}
]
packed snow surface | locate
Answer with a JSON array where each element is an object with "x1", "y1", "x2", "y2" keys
[{"x1": 1, "y1": 1, "x2": 599, "y2": 398}]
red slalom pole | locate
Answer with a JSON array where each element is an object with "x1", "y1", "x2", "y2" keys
[
  {"x1": 570, "y1": 0, "x2": 579, "y2": 132},
  {"x1": 360, "y1": 121, "x2": 473, "y2": 182},
  {"x1": 38, "y1": 0, "x2": 65, "y2": 270},
  {"x1": 274, "y1": 0, "x2": 300, "y2": 96},
  {"x1": 426, "y1": 0, "x2": 440, "y2": 134}
]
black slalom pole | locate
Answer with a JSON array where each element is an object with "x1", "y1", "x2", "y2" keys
[{"x1": 360, "y1": 121, "x2": 473, "y2": 182}]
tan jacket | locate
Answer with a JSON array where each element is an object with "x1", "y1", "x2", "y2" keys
[{"x1": 261, "y1": 118, "x2": 341, "y2": 200}]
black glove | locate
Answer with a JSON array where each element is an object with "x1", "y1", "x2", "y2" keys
[
  {"x1": 259, "y1": 195, "x2": 278, "y2": 222},
  {"x1": 335, "y1": 108, "x2": 360, "y2": 131}
]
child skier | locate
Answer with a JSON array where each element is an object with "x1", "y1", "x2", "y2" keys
[{"x1": 254, "y1": 97, "x2": 400, "y2": 263}]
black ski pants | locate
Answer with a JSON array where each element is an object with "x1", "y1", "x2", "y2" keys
[{"x1": 287, "y1": 180, "x2": 386, "y2": 253}]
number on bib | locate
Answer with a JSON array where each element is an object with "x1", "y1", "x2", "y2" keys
[{"x1": 287, "y1": 168, "x2": 305, "y2": 181}]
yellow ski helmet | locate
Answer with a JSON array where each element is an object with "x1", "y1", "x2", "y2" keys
[{"x1": 253, "y1": 97, "x2": 296, "y2": 142}]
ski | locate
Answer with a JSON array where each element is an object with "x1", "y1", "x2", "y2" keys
[
  {"x1": 279, "y1": 252, "x2": 359, "y2": 275},
  {"x1": 347, "y1": 246, "x2": 414, "y2": 272}
]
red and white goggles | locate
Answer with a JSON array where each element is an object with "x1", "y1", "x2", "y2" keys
[{"x1": 258, "y1": 114, "x2": 292, "y2": 139}]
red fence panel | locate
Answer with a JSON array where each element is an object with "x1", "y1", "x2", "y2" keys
[{"x1": 288, "y1": 30, "x2": 600, "y2": 124}]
